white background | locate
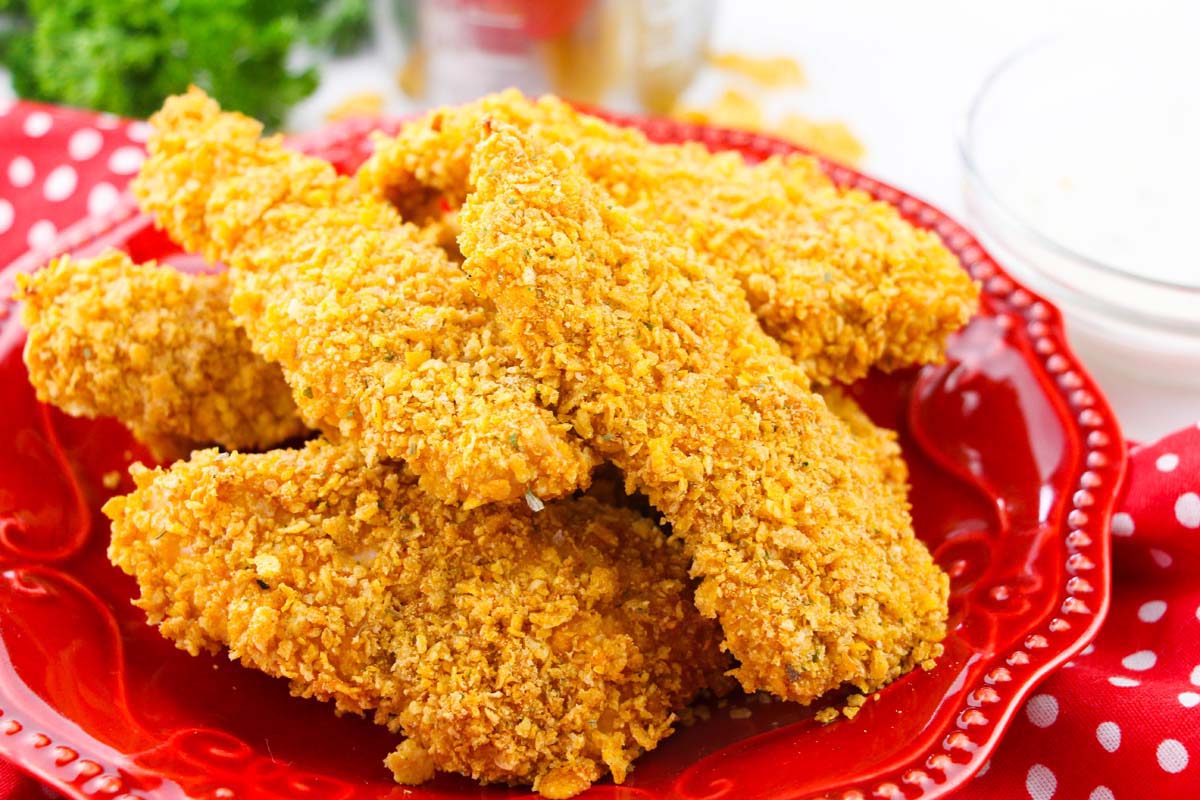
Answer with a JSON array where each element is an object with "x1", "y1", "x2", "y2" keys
[{"x1": 295, "y1": 0, "x2": 1154, "y2": 216}]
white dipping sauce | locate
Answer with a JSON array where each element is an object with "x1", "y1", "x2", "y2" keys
[
  {"x1": 988, "y1": 38, "x2": 1200, "y2": 289},
  {"x1": 963, "y1": 12, "x2": 1200, "y2": 440}
]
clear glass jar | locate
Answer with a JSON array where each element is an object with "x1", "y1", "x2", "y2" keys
[
  {"x1": 372, "y1": 0, "x2": 715, "y2": 113},
  {"x1": 962, "y1": 11, "x2": 1200, "y2": 440}
]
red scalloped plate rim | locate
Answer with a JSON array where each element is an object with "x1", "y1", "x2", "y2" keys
[{"x1": 0, "y1": 111, "x2": 1124, "y2": 800}]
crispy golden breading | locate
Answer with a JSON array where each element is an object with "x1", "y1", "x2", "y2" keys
[
  {"x1": 359, "y1": 91, "x2": 978, "y2": 384},
  {"x1": 13, "y1": 210, "x2": 466, "y2": 460},
  {"x1": 417, "y1": 210, "x2": 463, "y2": 263},
  {"x1": 132, "y1": 88, "x2": 595, "y2": 508},
  {"x1": 586, "y1": 389, "x2": 904, "y2": 517},
  {"x1": 707, "y1": 52, "x2": 808, "y2": 88},
  {"x1": 104, "y1": 440, "x2": 728, "y2": 798},
  {"x1": 818, "y1": 386, "x2": 909, "y2": 502},
  {"x1": 457, "y1": 122, "x2": 947, "y2": 702},
  {"x1": 673, "y1": 90, "x2": 868, "y2": 167},
  {"x1": 14, "y1": 250, "x2": 304, "y2": 457}
]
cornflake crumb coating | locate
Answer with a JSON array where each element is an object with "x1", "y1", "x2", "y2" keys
[
  {"x1": 458, "y1": 121, "x2": 948, "y2": 703},
  {"x1": 359, "y1": 90, "x2": 978, "y2": 385},
  {"x1": 132, "y1": 88, "x2": 595, "y2": 508},
  {"x1": 15, "y1": 250, "x2": 304, "y2": 457},
  {"x1": 104, "y1": 439, "x2": 729, "y2": 799},
  {"x1": 818, "y1": 385, "x2": 909, "y2": 506}
]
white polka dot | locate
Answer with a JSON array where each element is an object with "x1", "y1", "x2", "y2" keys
[
  {"x1": 1196, "y1": 605, "x2": 1200, "y2": 622},
  {"x1": 1082, "y1": 643, "x2": 1096, "y2": 656},
  {"x1": 1156, "y1": 452, "x2": 1180, "y2": 472},
  {"x1": 1151, "y1": 548, "x2": 1173, "y2": 568},
  {"x1": 1139, "y1": 600, "x2": 1167, "y2": 623},
  {"x1": 0, "y1": 97, "x2": 13, "y2": 116},
  {"x1": 0, "y1": 198, "x2": 11, "y2": 235},
  {"x1": 1157, "y1": 739, "x2": 1189, "y2": 773},
  {"x1": 126, "y1": 120, "x2": 152, "y2": 142},
  {"x1": 8, "y1": 156, "x2": 34, "y2": 187},
  {"x1": 1025, "y1": 694, "x2": 1059, "y2": 727},
  {"x1": 1121, "y1": 650, "x2": 1157, "y2": 671},
  {"x1": 1176, "y1": 493, "x2": 1200, "y2": 529},
  {"x1": 26, "y1": 219, "x2": 57, "y2": 251},
  {"x1": 1108, "y1": 676, "x2": 1140, "y2": 687},
  {"x1": 1111, "y1": 512, "x2": 1134, "y2": 537},
  {"x1": 68, "y1": 128, "x2": 103, "y2": 160},
  {"x1": 977, "y1": 759, "x2": 991, "y2": 777},
  {"x1": 42, "y1": 164, "x2": 77, "y2": 202},
  {"x1": 1096, "y1": 721, "x2": 1121, "y2": 752},
  {"x1": 107, "y1": 146, "x2": 145, "y2": 175},
  {"x1": 1025, "y1": 763, "x2": 1057, "y2": 800},
  {"x1": 1190, "y1": 665, "x2": 1200, "y2": 686},
  {"x1": 22, "y1": 110, "x2": 52, "y2": 137},
  {"x1": 1179, "y1": 692, "x2": 1200, "y2": 708},
  {"x1": 87, "y1": 182, "x2": 120, "y2": 217},
  {"x1": 1089, "y1": 788, "x2": 1114, "y2": 800}
]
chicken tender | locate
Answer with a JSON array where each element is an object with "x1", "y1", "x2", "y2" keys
[
  {"x1": 133, "y1": 88, "x2": 595, "y2": 508},
  {"x1": 14, "y1": 250, "x2": 304, "y2": 458},
  {"x1": 458, "y1": 122, "x2": 948, "y2": 702},
  {"x1": 104, "y1": 439, "x2": 728, "y2": 799},
  {"x1": 818, "y1": 386, "x2": 909, "y2": 502},
  {"x1": 588, "y1": 389, "x2": 905, "y2": 517},
  {"x1": 359, "y1": 91, "x2": 978, "y2": 384},
  {"x1": 417, "y1": 209, "x2": 463, "y2": 263}
]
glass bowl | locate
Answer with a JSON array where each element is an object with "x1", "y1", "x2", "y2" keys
[{"x1": 961, "y1": 11, "x2": 1200, "y2": 440}]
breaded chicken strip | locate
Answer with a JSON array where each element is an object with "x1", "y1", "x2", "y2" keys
[
  {"x1": 14, "y1": 250, "x2": 304, "y2": 458},
  {"x1": 458, "y1": 122, "x2": 947, "y2": 703},
  {"x1": 133, "y1": 88, "x2": 595, "y2": 508},
  {"x1": 104, "y1": 439, "x2": 728, "y2": 799},
  {"x1": 589, "y1": 388, "x2": 907, "y2": 516},
  {"x1": 417, "y1": 209, "x2": 463, "y2": 263},
  {"x1": 818, "y1": 386, "x2": 909, "y2": 503},
  {"x1": 359, "y1": 91, "x2": 978, "y2": 384}
]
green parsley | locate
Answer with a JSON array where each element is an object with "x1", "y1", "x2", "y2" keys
[{"x1": 0, "y1": 0, "x2": 368, "y2": 129}]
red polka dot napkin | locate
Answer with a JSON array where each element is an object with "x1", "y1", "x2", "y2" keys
[
  {"x1": 0, "y1": 101, "x2": 145, "y2": 269},
  {"x1": 965, "y1": 427, "x2": 1200, "y2": 800},
  {"x1": 0, "y1": 100, "x2": 1196, "y2": 800}
]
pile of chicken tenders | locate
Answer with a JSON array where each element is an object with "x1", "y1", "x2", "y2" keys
[{"x1": 15, "y1": 88, "x2": 978, "y2": 798}]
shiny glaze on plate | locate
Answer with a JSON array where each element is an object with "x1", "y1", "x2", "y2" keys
[{"x1": 0, "y1": 116, "x2": 1125, "y2": 800}]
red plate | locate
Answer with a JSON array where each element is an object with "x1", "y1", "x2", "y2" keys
[{"x1": 0, "y1": 115, "x2": 1124, "y2": 800}]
